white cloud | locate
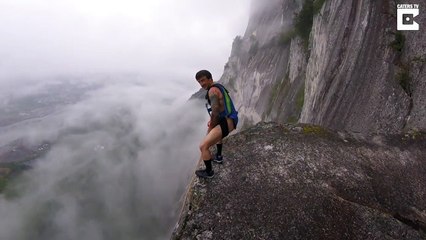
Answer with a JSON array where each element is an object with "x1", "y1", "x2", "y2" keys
[
  {"x1": 0, "y1": 0, "x2": 250, "y2": 84},
  {"x1": 0, "y1": 81, "x2": 210, "y2": 239}
]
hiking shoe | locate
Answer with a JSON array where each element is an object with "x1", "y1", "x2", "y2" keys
[
  {"x1": 195, "y1": 169, "x2": 214, "y2": 179},
  {"x1": 213, "y1": 155, "x2": 223, "y2": 164}
]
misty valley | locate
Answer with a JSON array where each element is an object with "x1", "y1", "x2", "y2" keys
[
  {"x1": 0, "y1": 78, "x2": 205, "y2": 239},
  {"x1": 0, "y1": 80, "x2": 99, "y2": 192}
]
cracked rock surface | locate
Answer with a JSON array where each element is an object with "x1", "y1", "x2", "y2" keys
[{"x1": 172, "y1": 122, "x2": 426, "y2": 240}]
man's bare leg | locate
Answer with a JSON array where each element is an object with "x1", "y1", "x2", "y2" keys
[
  {"x1": 213, "y1": 118, "x2": 235, "y2": 164},
  {"x1": 196, "y1": 125, "x2": 222, "y2": 178}
]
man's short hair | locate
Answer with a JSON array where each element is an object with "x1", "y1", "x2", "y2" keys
[{"x1": 195, "y1": 70, "x2": 212, "y2": 80}]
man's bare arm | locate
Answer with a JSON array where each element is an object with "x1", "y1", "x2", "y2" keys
[{"x1": 208, "y1": 88, "x2": 221, "y2": 130}]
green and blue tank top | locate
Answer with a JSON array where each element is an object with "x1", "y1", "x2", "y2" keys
[{"x1": 205, "y1": 83, "x2": 238, "y2": 128}]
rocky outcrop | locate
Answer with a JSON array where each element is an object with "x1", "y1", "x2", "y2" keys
[
  {"x1": 218, "y1": 0, "x2": 426, "y2": 134},
  {"x1": 173, "y1": 122, "x2": 426, "y2": 239}
]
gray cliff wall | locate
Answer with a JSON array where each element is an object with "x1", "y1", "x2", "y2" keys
[
  {"x1": 220, "y1": 0, "x2": 304, "y2": 128},
  {"x1": 301, "y1": 0, "x2": 425, "y2": 134},
  {"x1": 218, "y1": 0, "x2": 425, "y2": 134}
]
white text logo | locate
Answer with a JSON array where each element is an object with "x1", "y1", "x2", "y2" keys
[{"x1": 397, "y1": 4, "x2": 420, "y2": 31}]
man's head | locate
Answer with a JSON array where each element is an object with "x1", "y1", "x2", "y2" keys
[{"x1": 195, "y1": 70, "x2": 213, "y2": 90}]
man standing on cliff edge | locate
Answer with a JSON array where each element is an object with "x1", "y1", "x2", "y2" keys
[{"x1": 195, "y1": 70, "x2": 239, "y2": 178}]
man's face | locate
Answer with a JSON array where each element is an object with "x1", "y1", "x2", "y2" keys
[{"x1": 196, "y1": 76, "x2": 212, "y2": 90}]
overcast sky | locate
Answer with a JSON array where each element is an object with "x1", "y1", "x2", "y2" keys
[{"x1": 0, "y1": 0, "x2": 250, "y2": 87}]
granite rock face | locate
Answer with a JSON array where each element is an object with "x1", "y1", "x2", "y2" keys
[
  {"x1": 173, "y1": 122, "x2": 426, "y2": 240},
  {"x1": 300, "y1": 0, "x2": 425, "y2": 134},
  {"x1": 216, "y1": 0, "x2": 425, "y2": 134}
]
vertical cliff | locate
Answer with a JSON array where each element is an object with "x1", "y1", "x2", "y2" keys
[{"x1": 219, "y1": 0, "x2": 425, "y2": 134}]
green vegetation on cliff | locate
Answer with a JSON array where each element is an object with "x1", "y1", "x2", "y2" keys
[{"x1": 279, "y1": 0, "x2": 327, "y2": 48}]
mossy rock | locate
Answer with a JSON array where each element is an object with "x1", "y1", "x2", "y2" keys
[{"x1": 302, "y1": 124, "x2": 329, "y2": 135}]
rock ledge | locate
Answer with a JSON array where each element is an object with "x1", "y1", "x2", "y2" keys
[{"x1": 172, "y1": 122, "x2": 426, "y2": 240}]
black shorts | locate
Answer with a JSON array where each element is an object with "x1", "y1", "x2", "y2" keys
[{"x1": 219, "y1": 117, "x2": 229, "y2": 139}]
